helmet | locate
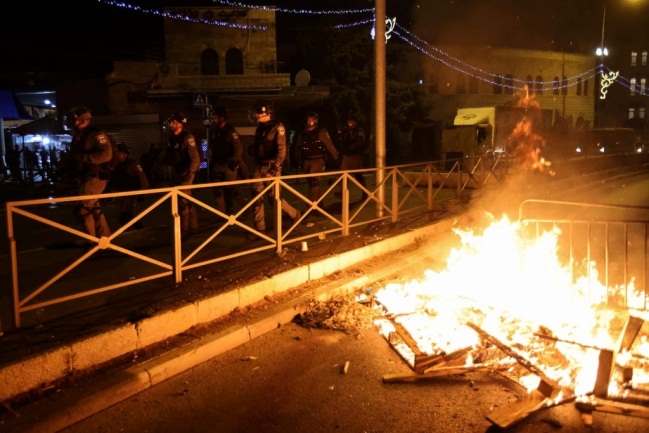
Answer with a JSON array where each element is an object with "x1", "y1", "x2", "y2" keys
[
  {"x1": 63, "y1": 106, "x2": 92, "y2": 130},
  {"x1": 306, "y1": 111, "x2": 319, "y2": 128},
  {"x1": 167, "y1": 112, "x2": 187, "y2": 124},
  {"x1": 213, "y1": 106, "x2": 227, "y2": 119},
  {"x1": 249, "y1": 101, "x2": 274, "y2": 122},
  {"x1": 116, "y1": 142, "x2": 130, "y2": 155},
  {"x1": 346, "y1": 114, "x2": 359, "y2": 123}
]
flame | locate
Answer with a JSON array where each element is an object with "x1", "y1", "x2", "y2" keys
[{"x1": 373, "y1": 214, "x2": 649, "y2": 397}]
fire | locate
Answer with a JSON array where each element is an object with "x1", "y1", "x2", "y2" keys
[{"x1": 372, "y1": 213, "x2": 649, "y2": 399}]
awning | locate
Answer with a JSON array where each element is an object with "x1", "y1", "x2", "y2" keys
[
  {"x1": 454, "y1": 107, "x2": 495, "y2": 126},
  {"x1": 0, "y1": 90, "x2": 33, "y2": 120},
  {"x1": 14, "y1": 115, "x2": 65, "y2": 136}
]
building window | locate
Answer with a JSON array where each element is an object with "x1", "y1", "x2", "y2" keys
[
  {"x1": 631, "y1": 51, "x2": 638, "y2": 66},
  {"x1": 200, "y1": 49, "x2": 219, "y2": 75},
  {"x1": 561, "y1": 76, "x2": 568, "y2": 95},
  {"x1": 576, "y1": 78, "x2": 582, "y2": 96},
  {"x1": 640, "y1": 107, "x2": 646, "y2": 119},
  {"x1": 535, "y1": 76, "x2": 543, "y2": 95},
  {"x1": 641, "y1": 78, "x2": 646, "y2": 95},
  {"x1": 493, "y1": 75, "x2": 502, "y2": 94},
  {"x1": 456, "y1": 72, "x2": 466, "y2": 94},
  {"x1": 629, "y1": 107, "x2": 635, "y2": 119},
  {"x1": 643, "y1": 51, "x2": 648, "y2": 66},
  {"x1": 468, "y1": 76, "x2": 478, "y2": 94},
  {"x1": 584, "y1": 79, "x2": 589, "y2": 96},
  {"x1": 526, "y1": 75, "x2": 533, "y2": 94},
  {"x1": 429, "y1": 73, "x2": 439, "y2": 94},
  {"x1": 225, "y1": 48, "x2": 244, "y2": 75},
  {"x1": 504, "y1": 74, "x2": 514, "y2": 95},
  {"x1": 553, "y1": 77, "x2": 560, "y2": 95},
  {"x1": 630, "y1": 77, "x2": 637, "y2": 95}
]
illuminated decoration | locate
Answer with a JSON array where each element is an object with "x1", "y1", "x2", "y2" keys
[
  {"x1": 211, "y1": 0, "x2": 374, "y2": 15},
  {"x1": 96, "y1": 0, "x2": 268, "y2": 30},
  {"x1": 370, "y1": 18, "x2": 397, "y2": 43},
  {"x1": 599, "y1": 70, "x2": 619, "y2": 100}
]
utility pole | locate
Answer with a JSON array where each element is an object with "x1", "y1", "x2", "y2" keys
[{"x1": 374, "y1": 0, "x2": 386, "y2": 217}]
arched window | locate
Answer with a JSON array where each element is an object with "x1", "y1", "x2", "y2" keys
[
  {"x1": 526, "y1": 75, "x2": 533, "y2": 93},
  {"x1": 504, "y1": 75, "x2": 514, "y2": 95},
  {"x1": 456, "y1": 72, "x2": 466, "y2": 94},
  {"x1": 553, "y1": 77, "x2": 560, "y2": 95},
  {"x1": 468, "y1": 76, "x2": 478, "y2": 94},
  {"x1": 200, "y1": 49, "x2": 219, "y2": 76},
  {"x1": 535, "y1": 76, "x2": 543, "y2": 95},
  {"x1": 584, "y1": 79, "x2": 589, "y2": 96},
  {"x1": 576, "y1": 78, "x2": 582, "y2": 96},
  {"x1": 493, "y1": 75, "x2": 503, "y2": 94},
  {"x1": 225, "y1": 48, "x2": 244, "y2": 75}
]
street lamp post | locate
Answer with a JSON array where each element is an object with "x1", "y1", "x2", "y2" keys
[{"x1": 595, "y1": 6, "x2": 608, "y2": 128}]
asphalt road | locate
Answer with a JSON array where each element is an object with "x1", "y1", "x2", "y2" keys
[{"x1": 54, "y1": 321, "x2": 649, "y2": 433}]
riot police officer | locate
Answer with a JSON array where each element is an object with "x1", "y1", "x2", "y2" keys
[
  {"x1": 337, "y1": 115, "x2": 368, "y2": 201},
  {"x1": 248, "y1": 101, "x2": 301, "y2": 240},
  {"x1": 296, "y1": 111, "x2": 339, "y2": 202},
  {"x1": 63, "y1": 106, "x2": 112, "y2": 238},
  {"x1": 166, "y1": 112, "x2": 200, "y2": 239},
  {"x1": 208, "y1": 106, "x2": 249, "y2": 214}
]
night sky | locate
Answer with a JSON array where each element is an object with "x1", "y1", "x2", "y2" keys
[{"x1": 0, "y1": 0, "x2": 645, "y2": 83}]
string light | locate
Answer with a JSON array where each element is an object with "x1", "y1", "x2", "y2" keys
[
  {"x1": 211, "y1": 0, "x2": 374, "y2": 15},
  {"x1": 99, "y1": 1, "x2": 645, "y2": 98},
  {"x1": 96, "y1": 0, "x2": 269, "y2": 31}
]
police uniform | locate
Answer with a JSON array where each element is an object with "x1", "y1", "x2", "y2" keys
[
  {"x1": 208, "y1": 118, "x2": 249, "y2": 214},
  {"x1": 68, "y1": 116, "x2": 113, "y2": 238},
  {"x1": 108, "y1": 145, "x2": 150, "y2": 226},
  {"x1": 338, "y1": 118, "x2": 368, "y2": 199},
  {"x1": 296, "y1": 122, "x2": 339, "y2": 201},
  {"x1": 167, "y1": 120, "x2": 200, "y2": 237},
  {"x1": 251, "y1": 115, "x2": 300, "y2": 234}
]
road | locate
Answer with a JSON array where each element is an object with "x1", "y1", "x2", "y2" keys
[{"x1": 56, "y1": 321, "x2": 649, "y2": 433}]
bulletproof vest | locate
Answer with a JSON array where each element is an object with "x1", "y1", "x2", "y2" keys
[
  {"x1": 210, "y1": 124, "x2": 236, "y2": 163},
  {"x1": 254, "y1": 120, "x2": 280, "y2": 162},
  {"x1": 168, "y1": 130, "x2": 192, "y2": 169},
  {"x1": 299, "y1": 128, "x2": 327, "y2": 159}
]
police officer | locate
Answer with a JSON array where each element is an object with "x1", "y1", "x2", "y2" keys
[
  {"x1": 208, "y1": 106, "x2": 249, "y2": 214},
  {"x1": 107, "y1": 142, "x2": 150, "y2": 228},
  {"x1": 337, "y1": 115, "x2": 368, "y2": 201},
  {"x1": 296, "y1": 111, "x2": 339, "y2": 202},
  {"x1": 166, "y1": 112, "x2": 201, "y2": 239},
  {"x1": 248, "y1": 101, "x2": 301, "y2": 240},
  {"x1": 63, "y1": 106, "x2": 112, "y2": 238}
]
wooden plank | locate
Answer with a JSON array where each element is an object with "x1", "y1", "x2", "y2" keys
[
  {"x1": 576, "y1": 397, "x2": 649, "y2": 419},
  {"x1": 466, "y1": 322, "x2": 561, "y2": 395},
  {"x1": 593, "y1": 349, "x2": 614, "y2": 398},
  {"x1": 486, "y1": 389, "x2": 548, "y2": 428},
  {"x1": 383, "y1": 364, "x2": 507, "y2": 383}
]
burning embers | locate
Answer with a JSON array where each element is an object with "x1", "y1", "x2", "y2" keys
[{"x1": 370, "y1": 215, "x2": 649, "y2": 428}]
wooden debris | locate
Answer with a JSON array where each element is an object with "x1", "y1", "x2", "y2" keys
[
  {"x1": 342, "y1": 361, "x2": 350, "y2": 375},
  {"x1": 382, "y1": 363, "x2": 507, "y2": 383},
  {"x1": 576, "y1": 397, "x2": 649, "y2": 420},
  {"x1": 487, "y1": 389, "x2": 549, "y2": 429}
]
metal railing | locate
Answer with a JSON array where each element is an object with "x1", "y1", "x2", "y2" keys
[
  {"x1": 4, "y1": 155, "x2": 508, "y2": 329},
  {"x1": 519, "y1": 199, "x2": 649, "y2": 311}
]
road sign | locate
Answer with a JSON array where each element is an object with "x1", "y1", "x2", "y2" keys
[
  {"x1": 193, "y1": 92, "x2": 207, "y2": 106},
  {"x1": 203, "y1": 105, "x2": 212, "y2": 118}
]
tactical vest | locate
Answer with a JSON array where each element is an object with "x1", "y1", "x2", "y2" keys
[
  {"x1": 255, "y1": 120, "x2": 281, "y2": 163},
  {"x1": 299, "y1": 128, "x2": 327, "y2": 159},
  {"x1": 210, "y1": 124, "x2": 236, "y2": 164}
]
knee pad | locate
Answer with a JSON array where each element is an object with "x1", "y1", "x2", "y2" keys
[
  {"x1": 92, "y1": 206, "x2": 103, "y2": 218},
  {"x1": 179, "y1": 197, "x2": 189, "y2": 211}
]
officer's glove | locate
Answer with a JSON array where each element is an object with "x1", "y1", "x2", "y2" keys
[
  {"x1": 227, "y1": 160, "x2": 238, "y2": 171},
  {"x1": 266, "y1": 166, "x2": 281, "y2": 177}
]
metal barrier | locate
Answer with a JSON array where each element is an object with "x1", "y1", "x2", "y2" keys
[
  {"x1": 5, "y1": 155, "x2": 507, "y2": 328},
  {"x1": 518, "y1": 199, "x2": 649, "y2": 311}
]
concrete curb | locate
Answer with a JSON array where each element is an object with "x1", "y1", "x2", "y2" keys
[{"x1": 0, "y1": 215, "x2": 459, "y2": 408}]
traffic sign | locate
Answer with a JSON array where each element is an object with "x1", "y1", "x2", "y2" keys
[{"x1": 193, "y1": 92, "x2": 207, "y2": 106}]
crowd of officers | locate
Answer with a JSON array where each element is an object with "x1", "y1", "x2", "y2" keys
[{"x1": 57, "y1": 102, "x2": 368, "y2": 241}]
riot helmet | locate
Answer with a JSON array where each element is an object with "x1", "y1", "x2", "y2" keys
[
  {"x1": 167, "y1": 112, "x2": 187, "y2": 124},
  {"x1": 63, "y1": 106, "x2": 92, "y2": 131},
  {"x1": 305, "y1": 111, "x2": 319, "y2": 129},
  {"x1": 249, "y1": 101, "x2": 273, "y2": 123},
  {"x1": 212, "y1": 106, "x2": 228, "y2": 119}
]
